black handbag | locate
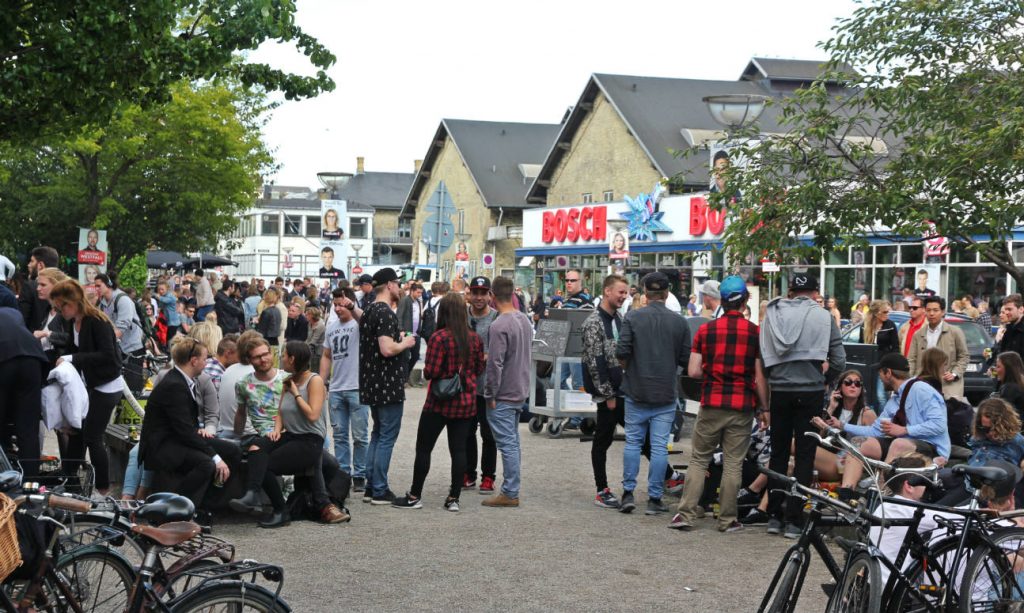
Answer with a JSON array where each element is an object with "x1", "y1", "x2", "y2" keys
[{"x1": 431, "y1": 367, "x2": 464, "y2": 400}]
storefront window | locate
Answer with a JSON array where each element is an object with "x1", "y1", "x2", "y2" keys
[
  {"x1": 900, "y1": 244, "x2": 923, "y2": 265},
  {"x1": 948, "y1": 242, "x2": 977, "y2": 263},
  {"x1": 640, "y1": 253, "x2": 656, "y2": 267},
  {"x1": 826, "y1": 268, "x2": 871, "y2": 315},
  {"x1": 948, "y1": 266, "x2": 1006, "y2": 308},
  {"x1": 1013, "y1": 242, "x2": 1024, "y2": 263},
  {"x1": 875, "y1": 267, "x2": 908, "y2": 304},
  {"x1": 826, "y1": 247, "x2": 848, "y2": 266},
  {"x1": 851, "y1": 249, "x2": 871, "y2": 266},
  {"x1": 875, "y1": 246, "x2": 896, "y2": 265}
]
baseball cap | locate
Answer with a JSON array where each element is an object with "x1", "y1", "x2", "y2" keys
[
  {"x1": 790, "y1": 273, "x2": 819, "y2": 291},
  {"x1": 469, "y1": 276, "x2": 491, "y2": 291},
  {"x1": 643, "y1": 271, "x2": 669, "y2": 291},
  {"x1": 371, "y1": 268, "x2": 398, "y2": 287},
  {"x1": 357, "y1": 274, "x2": 374, "y2": 285},
  {"x1": 719, "y1": 276, "x2": 748, "y2": 302},
  {"x1": 872, "y1": 353, "x2": 910, "y2": 372},
  {"x1": 701, "y1": 279, "x2": 720, "y2": 300}
]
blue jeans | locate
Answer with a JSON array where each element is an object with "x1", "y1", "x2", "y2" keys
[
  {"x1": 366, "y1": 403, "x2": 403, "y2": 497},
  {"x1": 622, "y1": 398, "x2": 675, "y2": 500},
  {"x1": 196, "y1": 305, "x2": 214, "y2": 321},
  {"x1": 487, "y1": 402, "x2": 524, "y2": 499},
  {"x1": 122, "y1": 443, "x2": 154, "y2": 498},
  {"x1": 329, "y1": 390, "x2": 369, "y2": 479}
]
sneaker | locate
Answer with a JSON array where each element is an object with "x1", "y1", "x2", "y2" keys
[
  {"x1": 645, "y1": 498, "x2": 669, "y2": 516},
  {"x1": 463, "y1": 475, "x2": 476, "y2": 490},
  {"x1": 664, "y1": 478, "x2": 685, "y2": 497},
  {"x1": 719, "y1": 520, "x2": 744, "y2": 533},
  {"x1": 667, "y1": 513, "x2": 693, "y2": 530},
  {"x1": 391, "y1": 494, "x2": 422, "y2": 509},
  {"x1": 481, "y1": 493, "x2": 519, "y2": 507},
  {"x1": 739, "y1": 508, "x2": 770, "y2": 525},
  {"x1": 320, "y1": 504, "x2": 351, "y2": 524},
  {"x1": 619, "y1": 491, "x2": 636, "y2": 514},
  {"x1": 371, "y1": 490, "x2": 396, "y2": 505},
  {"x1": 737, "y1": 488, "x2": 761, "y2": 508},
  {"x1": 352, "y1": 477, "x2": 366, "y2": 493},
  {"x1": 594, "y1": 488, "x2": 620, "y2": 509},
  {"x1": 766, "y1": 518, "x2": 784, "y2": 535},
  {"x1": 479, "y1": 476, "x2": 495, "y2": 494},
  {"x1": 444, "y1": 498, "x2": 460, "y2": 512},
  {"x1": 783, "y1": 523, "x2": 801, "y2": 539},
  {"x1": 362, "y1": 490, "x2": 373, "y2": 503}
]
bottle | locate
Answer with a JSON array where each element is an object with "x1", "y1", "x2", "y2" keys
[{"x1": 129, "y1": 426, "x2": 139, "y2": 443}]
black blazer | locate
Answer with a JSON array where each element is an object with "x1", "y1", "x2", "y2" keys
[
  {"x1": 67, "y1": 315, "x2": 122, "y2": 387},
  {"x1": 0, "y1": 307, "x2": 49, "y2": 366},
  {"x1": 139, "y1": 367, "x2": 214, "y2": 463}
]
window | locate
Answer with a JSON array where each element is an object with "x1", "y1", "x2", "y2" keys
[
  {"x1": 603, "y1": 190, "x2": 614, "y2": 202},
  {"x1": 350, "y1": 217, "x2": 368, "y2": 239},
  {"x1": 306, "y1": 215, "x2": 321, "y2": 237},
  {"x1": 581, "y1": 192, "x2": 593, "y2": 204},
  {"x1": 397, "y1": 220, "x2": 412, "y2": 238},
  {"x1": 283, "y1": 215, "x2": 302, "y2": 236},
  {"x1": 261, "y1": 214, "x2": 279, "y2": 236}
]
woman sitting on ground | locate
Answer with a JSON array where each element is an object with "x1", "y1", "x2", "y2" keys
[
  {"x1": 229, "y1": 341, "x2": 344, "y2": 527},
  {"x1": 936, "y1": 398, "x2": 1024, "y2": 506},
  {"x1": 814, "y1": 369, "x2": 877, "y2": 482}
]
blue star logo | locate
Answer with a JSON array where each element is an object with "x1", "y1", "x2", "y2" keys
[{"x1": 621, "y1": 183, "x2": 672, "y2": 241}]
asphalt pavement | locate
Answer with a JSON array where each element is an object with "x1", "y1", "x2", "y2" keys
[{"x1": 206, "y1": 385, "x2": 833, "y2": 612}]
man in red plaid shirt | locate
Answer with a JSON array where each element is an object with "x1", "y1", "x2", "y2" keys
[{"x1": 669, "y1": 275, "x2": 769, "y2": 533}]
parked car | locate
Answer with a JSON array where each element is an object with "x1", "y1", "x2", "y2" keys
[{"x1": 841, "y1": 311, "x2": 994, "y2": 404}]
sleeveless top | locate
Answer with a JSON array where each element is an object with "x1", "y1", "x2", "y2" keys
[{"x1": 279, "y1": 374, "x2": 327, "y2": 439}]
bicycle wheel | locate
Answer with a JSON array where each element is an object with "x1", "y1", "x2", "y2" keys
[
  {"x1": 889, "y1": 533, "x2": 964, "y2": 612},
  {"x1": 827, "y1": 552, "x2": 882, "y2": 613},
  {"x1": 760, "y1": 549, "x2": 806, "y2": 613},
  {"x1": 169, "y1": 581, "x2": 291, "y2": 612},
  {"x1": 958, "y1": 527, "x2": 1024, "y2": 613},
  {"x1": 56, "y1": 546, "x2": 136, "y2": 613}
]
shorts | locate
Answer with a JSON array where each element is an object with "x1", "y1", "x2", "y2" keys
[{"x1": 875, "y1": 436, "x2": 937, "y2": 459}]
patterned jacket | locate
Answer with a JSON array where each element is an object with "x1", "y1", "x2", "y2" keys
[{"x1": 581, "y1": 307, "x2": 623, "y2": 402}]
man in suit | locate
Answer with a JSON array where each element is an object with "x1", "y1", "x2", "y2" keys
[
  {"x1": 140, "y1": 336, "x2": 238, "y2": 509},
  {"x1": 907, "y1": 295, "x2": 969, "y2": 399},
  {"x1": 396, "y1": 283, "x2": 423, "y2": 380},
  {"x1": 19, "y1": 246, "x2": 58, "y2": 331}
]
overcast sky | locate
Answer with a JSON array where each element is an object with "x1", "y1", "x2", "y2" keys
[{"x1": 251, "y1": 0, "x2": 859, "y2": 188}]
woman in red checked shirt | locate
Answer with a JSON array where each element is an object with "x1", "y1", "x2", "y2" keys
[{"x1": 391, "y1": 293, "x2": 485, "y2": 512}]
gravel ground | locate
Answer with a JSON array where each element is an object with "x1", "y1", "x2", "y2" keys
[{"x1": 202, "y1": 386, "x2": 833, "y2": 612}]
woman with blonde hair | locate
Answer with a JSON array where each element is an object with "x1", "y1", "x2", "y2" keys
[
  {"x1": 49, "y1": 279, "x2": 123, "y2": 497},
  {"x1": 188, "y1": 322, "x2": 223, "y2": 359},
  {"x1": 256, "y1": 287, "x2": 283, "y2": 366},
  {"x1": 861, "y1": 300, "x2": 898, "y2": 406},
  {"x1": 32, "y1": 268, "x2": 72, "y2": 363}
]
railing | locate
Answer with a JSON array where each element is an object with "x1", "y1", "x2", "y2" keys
[{"x1": 374, "y1": 232, "x2": 413, "y2": 246}]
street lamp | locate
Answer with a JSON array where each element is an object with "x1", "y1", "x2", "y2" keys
[
  {"x1": 316, "y1": 172, "x2": 353, "y2": 199},
  {"x1": 701, "y1": 95, "x2": 769, "y2": 132}
]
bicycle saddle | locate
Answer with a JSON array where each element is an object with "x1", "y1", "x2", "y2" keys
[
  {"x1": 953, "y1": 464, "x2": 1008, "y2": 486},
  {"x1": 136, "y1": 493, "x2": 195, "y2": 525},
  {"x1": 0, "y1": 470, "x2": 21, "y2": 493}
]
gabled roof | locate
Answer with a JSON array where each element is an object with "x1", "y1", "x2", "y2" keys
[
  {"x1": 402, "y1": 119, "x2": 560, "y2": 218},
  {"x1": 740, "y1": 57, "x2": 856, "y2": 83},
  {"x1": 335, "y1": 171, "x2": 414, "y2": 211}
]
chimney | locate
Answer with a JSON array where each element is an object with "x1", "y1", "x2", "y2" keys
[
  {"x1": 414, "y1": 159, "x2": 423, "y2": 173},
  {"x1": 356, "y1": 156, "x2": 365, "y2": 174}
]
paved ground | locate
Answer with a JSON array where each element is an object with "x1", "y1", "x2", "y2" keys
[{"x1": 203, "y1": 385, "x2": 832, "y2": 612}]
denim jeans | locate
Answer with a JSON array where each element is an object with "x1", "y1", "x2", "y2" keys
[
  {"x1": 122, "y1": 443, "x2": 154, "y2": 498},
  {"x1": 366, "y1": 403, "x2": 403, "y2": 497},
  {"x1": 487, "y1": 402, "x2": 524, "y2": 499},
  {"x1": 329, "y1": 390, "x2": 369, "y2": 479},
  {"x1": 622, "y1": 398, "x2": 675, "y2": 500}
]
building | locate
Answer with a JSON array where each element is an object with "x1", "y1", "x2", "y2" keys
[
  {"x1": 330, "y1": 157, "x2": 416, "y2": 266},
  {"x1": 401, "y1": 119, "x2": 560, "y2": 280}
]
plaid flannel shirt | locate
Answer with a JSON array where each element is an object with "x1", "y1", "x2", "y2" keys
[
  {"x1": 693, "y1": 311, "x2": 760, "y2": 411},
  {"x1": 423, "y1": 328, "x2": 486, "y2": 419}
]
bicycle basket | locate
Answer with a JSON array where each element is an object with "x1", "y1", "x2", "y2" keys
[{"x1": 0, "y1": 494, "x2": 21, "y2": 581}]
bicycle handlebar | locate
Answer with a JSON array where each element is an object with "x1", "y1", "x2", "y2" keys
[
  {"x1": 12, "y1": 492, "x2": 92, "y2": 514},
  {"x1": 757, "y1": 467, "x2": 905, "y2": 528},
  {"x1": 804, "y1": 429, "x2": 942, "y2": 486}
]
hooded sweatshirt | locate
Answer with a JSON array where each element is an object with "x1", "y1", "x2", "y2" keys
[{"x1": 761, "y1": 295, "x2": 845, "y2": 391}]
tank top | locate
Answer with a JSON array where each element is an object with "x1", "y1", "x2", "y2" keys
[{"x1": 279, "y1": 374, "x2": 327, "y2": 439}]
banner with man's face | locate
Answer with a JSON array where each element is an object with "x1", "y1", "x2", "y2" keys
[
  {"x1": 319, "y1": 200, "x2": 348, "y2": 285},
  {"x1": 77, "y1": 227, "x2": 108, "y2": 284}
]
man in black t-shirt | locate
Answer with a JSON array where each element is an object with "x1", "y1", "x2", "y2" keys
[{"x1": 358, "y1": 268, "x2": 416, "y2": 505}]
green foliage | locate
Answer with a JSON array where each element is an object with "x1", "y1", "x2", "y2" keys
[
  {"x1": 689, "y1": 0, "x2": 1024, "y2": 287},
  {"x1": 0, "y1": 81, "x2": 273, "y2": 270},
  {"x1": 117, "y1": 254, "x2": 150, "y2": 295},
  {"x1": 1, "y1": 0, "x2": 334, "y2": 140}
]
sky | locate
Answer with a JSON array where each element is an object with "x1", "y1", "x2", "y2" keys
[{"x1": 251, "y1": 0, "x2": 860, "y2": 189}]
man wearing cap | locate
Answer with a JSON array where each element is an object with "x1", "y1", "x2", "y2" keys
[
  {"x1": 822, "y1": 352, "x2": 949, "y2": 498},
  {"x1": 464, "y1": 276, "x2": 499, "y2": 493},
  {"x1": 359, "y1": 268, "x2": 418, "y2": 504},
  {"x1": 95, "y1": 272, "x2": 146, "y2": 393},
  {"x1": 616, "y1": 271, "x2": 691, "y2": 515},
  {"x1": 356, "y1": 274, "x2": 375, "y2": 310},
  {"x1": 669, "y1": 276, "x2": 769, "y2": 533},
  {"x1": 701, "y1": 280, "x2": 723, "y2": 319},
  {"x1": 761, "y1": 273, "x2": 845, "y2": 538}
]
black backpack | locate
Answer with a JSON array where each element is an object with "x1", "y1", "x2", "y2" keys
[
  {"x1": 420, "y1": 300, "x2": 437, "y2": 342},
  {"x1": 945, "y1": 396, "x2": 974, "y2": 449}
]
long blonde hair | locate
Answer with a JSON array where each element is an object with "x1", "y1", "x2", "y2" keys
[
  {"x1": 188, "y1": 322, "x2": 223, "y2": 355},
  {"x1": 49, "y1": 279, "x2": 110, "y2": 323},
  {"x1": 863, "y1": 300, "x2": 890, "y2": 344}
]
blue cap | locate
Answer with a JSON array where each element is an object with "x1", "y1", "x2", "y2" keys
[{"x1": 719, "y1": 275, "x2": 748, "y2": 302}]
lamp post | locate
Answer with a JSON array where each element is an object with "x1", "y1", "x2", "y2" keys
[
  {"x1": 351, "y1": 243, "x2": 362, "y2": 276},
  {"x1": 316, "y1": 172, "x2": 353, "y2": 199}
]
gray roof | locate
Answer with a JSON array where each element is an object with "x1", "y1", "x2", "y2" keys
[
  {"x1": 402, "y1": 119, "x2": 560, "y2": 217},
  {"x1": 335, "y1": 172, "x2": 414, "y2": 211},
  {"x1": 742, "y1": 57, "x2": 834, "y2": 82}
]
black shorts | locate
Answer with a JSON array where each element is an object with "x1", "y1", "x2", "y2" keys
[{"x1": 875, "y1": 437, "x2": 937, "y2": 459}]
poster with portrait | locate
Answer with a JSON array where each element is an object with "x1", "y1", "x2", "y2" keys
[
  {"x1": 708, "y1": 142, "x2": 745, "y2": 202},
  {"x1": 319, "y1": 199, "x2": 348, "y2": 285},
  {"x1": 914, "y1": 264, "x2": 941, "y2": 297},
  {"x1": 77, "y1": 227, "x2": 108, "y2": 284},
  {"x1": 608, "y1": 223, "x2": 629, "y2": 261},
  {"x1": 453, "y1": 241, "x2": 470, "y2": 280}
]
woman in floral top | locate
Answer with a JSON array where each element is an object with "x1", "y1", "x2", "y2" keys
[{"x1": 392, "y1": 293, "x2": 485, "y2": 512}]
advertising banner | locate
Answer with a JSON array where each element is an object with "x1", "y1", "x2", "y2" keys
[
  {"x1": 77, "y1": 227, "x2": 108, "y2": 284},
  {"x1": 319, "y1": 200, "x2": 348, "y2": 285}
]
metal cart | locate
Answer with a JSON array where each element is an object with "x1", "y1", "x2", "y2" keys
[{"x1": 527, "y1": 313, "x2": 598, "y2": 438}]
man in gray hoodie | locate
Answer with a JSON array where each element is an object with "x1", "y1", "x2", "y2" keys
[{"x1": 760, "y1": 273, "x2": 845, "y2": 538}]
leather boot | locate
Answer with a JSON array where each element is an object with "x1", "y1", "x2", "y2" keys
[
  {"x1": 258, "y1": 510, "x2": 290, "y2": 528},
  {"x1": 228, "y1": 489, "x2": 263, "y2": 515}
]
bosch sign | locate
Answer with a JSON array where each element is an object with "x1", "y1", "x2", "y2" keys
[{"x1": 541, "y1": 206, "x2": 607, "y2": 244}]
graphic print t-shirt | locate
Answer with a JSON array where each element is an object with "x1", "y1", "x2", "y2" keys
[
  {"x1": 324, "y1": 318, "x2": 359, "y2": 391},
  {"x1": 358, "y1": 301, "x2": 405, "y2": 407},
  {"x1": 235, "y1": 370, "x2": 286, "y2": 435}
]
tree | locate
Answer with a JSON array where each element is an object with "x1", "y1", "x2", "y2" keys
[
  {"x1": 0, "y1": 80, "x2": 273, "y2": 270},
  {"x1": 1, "y1": 1, "x2": 335, "y2": 140},
  {"x1": 697, "y1": 0, "x2": 1024, "y2": 289}
]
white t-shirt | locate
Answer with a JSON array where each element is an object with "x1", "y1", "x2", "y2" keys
[
  {"x1": 665, "y1": 292, "x2": 682, "y2": 313},
  {"x1": 217, "y1": 363, "x2": 255, "y2": 436},
  {"x1": 324, "y1": 318, "x2": 359, "y2": 391}
]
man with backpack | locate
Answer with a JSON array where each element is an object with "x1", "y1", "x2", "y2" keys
[{"x1": 95, "y1": 272, "x2": 146, "y2": 393}]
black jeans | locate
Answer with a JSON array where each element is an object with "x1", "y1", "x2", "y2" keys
[
  {"x1": 465, "y1": 396, "x2": 496, "y2": 481},
  {"x1": 411, "y1": 411, "x2": 472, "y2": 500},
  {"x1": 767, "y1": 389, "x2": 822, "y2": 525},
  {"x1": 311, "y1": 450, "x2": 341, "y2": 508},
  {"x1": 591, "y1": 396, "x2": 667, "y2": 491},
  {"x1": 246, "y1": 432, "x2": 323, "y2": 512},
  {"x1": 0, "y1": 357, "x2": 42, "y2": 476},
  {"x1": 153, "y1": 437, "x2": 239, "y2": 509},
  {"x1": 65, "y1": 388, "x2": 120, "y2": 490}
]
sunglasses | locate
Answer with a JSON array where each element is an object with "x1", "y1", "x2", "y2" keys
[
  {"x1": 566, "y1": 278, "x2": 580, "y2": 283},
  {"x1": 842, "y1": 379, "x2": 863, "y2": 387},
  {"x1": 908, "y1": 306, "x2": 922, "y2": 310}
]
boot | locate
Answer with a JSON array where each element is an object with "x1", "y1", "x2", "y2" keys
[
  {"x1": 258, "y1": 510, "x2": 290, "y2": 528},
  {"x1": 228, "y1": 489, "x2": 263, "y2": 515}
]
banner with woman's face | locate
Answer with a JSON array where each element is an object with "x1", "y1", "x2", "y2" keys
[
  {"x1": 320, "y1": 200, "x2": 348, "y2": 285},
  {"x1": 77, "y1": 227, "x2": 108, "y2": 284}
]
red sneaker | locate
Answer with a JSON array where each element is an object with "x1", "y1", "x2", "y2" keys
[
  {"x1": 479, "y1": 476, "x2": 495, "y2": 494},
  {"x1": 463, "y1": 475, "x2": 476, "y2": 489},
  {"x1": 665, "y1": 478, "x2": 685, "y2": 496}
]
